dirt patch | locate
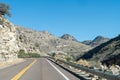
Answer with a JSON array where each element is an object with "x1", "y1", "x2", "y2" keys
[{"x1": 0, "y1": 58, "x2": 25, "y2": 69}]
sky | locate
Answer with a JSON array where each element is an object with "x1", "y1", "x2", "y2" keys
[{"x1": 0, "y1": 0, "x2": 120, "y2": 41}]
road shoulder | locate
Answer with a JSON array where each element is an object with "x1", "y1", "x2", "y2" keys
[{"x1": 0, "y1": 58, "x2": 25, "y2": 69}]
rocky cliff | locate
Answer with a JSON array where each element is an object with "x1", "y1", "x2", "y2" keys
[{"x1": 0, "y1": 15, "x2": 19, "y2": 61}]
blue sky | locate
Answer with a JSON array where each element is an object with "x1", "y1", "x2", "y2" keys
[{"x1": 0, "y1": 0, "x2": 120, "y2": 41}]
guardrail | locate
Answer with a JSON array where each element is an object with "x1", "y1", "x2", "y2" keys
[
  {"x1": 57, "y1": 59, "x2": 120, "y2": 80},
  {"x1": 45, "y1": 57, "x2": 120, "y2": 80}
]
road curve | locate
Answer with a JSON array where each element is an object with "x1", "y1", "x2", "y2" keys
[{"x1": 0, "y1": 58, "x2": 80, "y2": 80}]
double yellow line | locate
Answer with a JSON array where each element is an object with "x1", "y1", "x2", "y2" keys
[{"x1": 11, "y1": 59, "x2": 37, "y2": 80}]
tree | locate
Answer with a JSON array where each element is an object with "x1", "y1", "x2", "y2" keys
[{"x1": 0, "y1": 3, "x2": 11, "y2": 17}]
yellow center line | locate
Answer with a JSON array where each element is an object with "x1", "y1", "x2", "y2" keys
[{"x1": 11, "y1": 59, "x2": 37, "y2": 80}]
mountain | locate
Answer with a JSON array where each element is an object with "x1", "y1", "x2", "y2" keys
[
  {"x1": 78, "y1": 35, "x2": 120, "y2": 65},
  {"x1": 82, "y1": 36, "x2": 110, "y2": 47},
  {"x1": 61, "y1": 34, "x2": 78, "y2": 42},
  {"x1": 16, "y1": 26, "x2": 91, "y2": 57},
  {"x1": 0, "y1": 15, "x2": 19, "y2": 61}
]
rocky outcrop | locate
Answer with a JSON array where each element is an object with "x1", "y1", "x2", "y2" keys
[
  {"x1": 16, "y1": 26, "x2": 91, "y2": 56},
  {"x1": 0, "y1": 15, "x2": 19, "y2": 61}
]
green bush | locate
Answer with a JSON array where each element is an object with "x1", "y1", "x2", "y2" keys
[
  {"x1": 48, "y1": 52, "x2": 55, "y2": 57},
  {"x1": 65, "y1": 56, "x2": 74, "y2": 62},
  {"x1": 28, "y1": 53, "x2": 41, "y2": 58},
  {"x1": 18, "y1": 49, "x2": 40, "y2": 58},
  {"x1": 18, "y1": 49, "x2": 26, "y2": 58}
]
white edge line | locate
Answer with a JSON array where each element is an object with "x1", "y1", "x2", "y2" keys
[{"x1": 47, "y1": 60, "x2": 70, "y2": 80}]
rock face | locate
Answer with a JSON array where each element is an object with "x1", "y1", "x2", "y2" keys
[
  {"x1": 79, "y1": 35, "x2": 120, "y2": 65},
  {"x1": 16, "y1": 26, "x2": 91, "y2": 56},
  {"x1": 61, "y1": 34, "x2": 78, "y2": 42},
  {"x1": 0, "y1": 15, "x2": 19, "y2": 61},
  {"x1": 82, "y1": 36, "x2": 109, "y2": 47}
]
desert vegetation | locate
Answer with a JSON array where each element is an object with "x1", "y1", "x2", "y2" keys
[
  {"x1": 0, "y1": 3, "x2": 11, "y2": 17},
  {"x1": 18, "y1": 49, "x2": 40, "y2": 58}
]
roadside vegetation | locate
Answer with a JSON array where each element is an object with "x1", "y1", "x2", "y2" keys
[
  {"x1": 0, "y1": 3, "x2": 11, "y2": 17},
  {"x1": 18, "y1": 49, "x2": 40, "y2": 58}
]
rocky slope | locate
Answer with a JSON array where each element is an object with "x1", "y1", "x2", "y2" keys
[
  {"x1": 79, "y1": 35, "x2": 120, "y2": 65},
  {"x1": 0, "y1": 15, "x2": 19, "y2": 61},
  {"x1": 61, "y1": 34, "x2": 78, "y2": 42},
  {"x1": 82, "y1": 36, "x2": 109, "y2": 47},
  {"x1": 16, "y1": 26, "x2": 91, "y2": 57}
]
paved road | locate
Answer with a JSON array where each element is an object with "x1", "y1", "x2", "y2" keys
[{"x1": 0, "y1": 58, "x2": 80, "y2": 80}]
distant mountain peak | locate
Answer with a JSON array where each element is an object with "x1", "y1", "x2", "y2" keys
[
  {"x1": 93, "y1": 35, "x2": 109, "y2": 41},
  {"x1": 61, "y1": 34, "x2": 78, "y2": 42},
  {"x1": 82, "y1": 35, "x2": 110, "y2": 47},
  {"x1": 90, "y1": 36, "x2": 109, "y2": 47}
]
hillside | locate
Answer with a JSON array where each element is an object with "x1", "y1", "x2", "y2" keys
[
  {"x1": 16, "y1": 26, "x2": 91, "y2": 57},
  {"x1": 79, "y1": 35, "x2": 120, "y2": 65}
]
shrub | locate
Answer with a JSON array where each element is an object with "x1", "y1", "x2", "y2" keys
[
  {"x1": 28, "y1": 53, "x2": 41, "y2": 58},
  {"x1": 48, "y1": 52, "x2": 55, "y2": 57},
  {"x1": 18, "y1": 49, "x2": 26, "y2": 58},
  {"x1": 18, "y1": 49, "x2": 40, "y2": 58},
  {"x1": 0, "y1": 3, "x2": 11, "y2": 17},
  {"x1": 65, "y1": 56, "x2": 74, "y2": 62}
]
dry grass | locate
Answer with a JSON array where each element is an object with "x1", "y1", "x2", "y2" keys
[
  {"x1": 77, "y1": 59, "x2": 103, "y2": 69},
  {"x1": 77, "y1": 59, "x2": 90, "y2": 67}
]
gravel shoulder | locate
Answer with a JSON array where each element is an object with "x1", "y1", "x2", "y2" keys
[{"x1": 0, "y1": 58, "x2": 25, "y2": 69}]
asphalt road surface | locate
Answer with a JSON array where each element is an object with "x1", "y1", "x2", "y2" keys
[{"x1": 0, "y1": 58, "x2": 80, "y2": 80}]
